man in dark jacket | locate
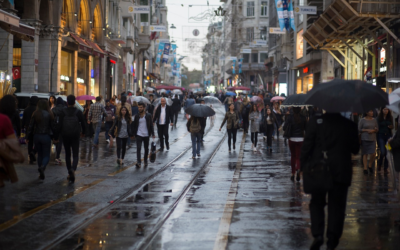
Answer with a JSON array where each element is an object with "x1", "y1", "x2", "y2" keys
[
  {"x1": 132, "y1": 102, "x2": 155, "y2": 167},
  {"x1": 51, "y1": 97, "x2": 66, "y2": 164},
  {"x1": 58, "y1": 95, "x2": 86, "y2": 183},
  {"x1": 300, "y1": 113, "x2": 359, "y2": 250},
  {"x1": 171, "y1": 95, "x2": 181, "y2": 125},
  {"x1": 153, "y1": 97, "x2": 173, "y2": 151},
  {"x1": 147, "y1": 94, "x2": 155, "y2": 116},
  {"x1": 199, "y1": 99, "x2": 207, "y2": 142},
  {"x1": 23, "y1": 96, "x2": 39, "y2": 164}
]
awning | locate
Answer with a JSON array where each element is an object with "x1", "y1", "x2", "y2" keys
[
  {"x1": 85, "y1": 39, "x2": 106, "y2": 58},
  {"x1": 0, "y1": 22, "x2": 35, "y2": 42},
  {"x1": 108, "y1": 52, "x2": 118, "y2": 63},
  {"x1": 70, "y1": 33, "x2": 92, "y2": 54},
  {"x1": 148, "y1": 73, "x2": 159, "y2": 80},
  {"x1": 303, "y1": 0, "x2": 400, "y2": 50}
]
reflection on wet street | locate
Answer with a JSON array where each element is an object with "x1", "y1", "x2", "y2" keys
[{"x1": 1, "y1": 108, "x2": 400, "y2": 249}]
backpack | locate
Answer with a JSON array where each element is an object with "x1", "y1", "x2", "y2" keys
[
  {"x1": 190, "y1": 118, "x2": 201, "y2": 133},
  {"x1": 105, "y1": 108, "x2": 114, "y2": 122},
  {"x1": 62, "y1": 109, "x2": 81, "y2": 137}
]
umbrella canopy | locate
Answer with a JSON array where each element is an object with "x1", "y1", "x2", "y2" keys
[
  {"x1": 281, "y1": 94, "x2": 309, "y2": 107},
  {"x1": 76, "y1": 95, "x2": 95, "y2": 101},
  {"x1": 152, "y1": 97, "x2": 173, "y2": 106},
  {"x1": 271, "y1": 96, "x2": 286, "y2": 102},
  {"x1": 227, "y1": 86, "x2": 251, "y2": 91},
  {"x1": 133, "y1": 96, "x2": 150, "y2": 104},
  {"x1": 389, "y1": 92, "x2": 400, "y2": 104},
  {"x1": 146, "y1": 87, "x2": 155, "y2": 91},
  {"x1": 159, "y1": 89, "x2": 167, "y2": 94},
  {"x1": 203, "y1": 96, "x2": 222, "y2": 104},
  {"x1": 304, "y1": 80, "x2": 388, "y2": 113},
  {"x1": 387, "y1": 104, "x2": 399, "y2": 114},
  {"x1": 172, "y1": 89, "x2": 183, "y2": 95},
  {"x1": 225, "y1": 91, "x2": 237, "y2": 96},
  {"x1": 185, "y1": 104, "x2": 216, "y2": 117},
  {"x1": 155, "y1": 85, "x2": 182, "y2": 90},
  {"x1": 391, "y1": 88, "x2": 400, "y2": 96},
  {"x1": 250, "y1": 96, "x2": 263, "y2": 103}
]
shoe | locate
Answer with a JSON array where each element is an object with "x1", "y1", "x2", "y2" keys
[
  {"x1": 160, "y1": 147, "x2": 164, "y2": 152},
  {"x1": 197, "y1": 154, "x2": 201, "y2": 157},
  {"x1": 251, "y1": 143, "x2": 254, "y2": 149},
  {"x1": 368, "y1": 167, "x2": 373, "y2": 175},
  {"x1": 192, "y1": 156, "x2": 196, "y2": 159},
  {"x1": 38, "y1": 168, "x2": 45, "y2": 181},
  {"x1": 363, "y1": 169, "x2": 368, "y2": 175},
  {"x1": 253, "y1": 147, "x2": 257, "y2": 152},
  {"x1": 106, "y1": 139, "x2": 110, "y2": 143},
  {"x1": 144, "y1": 162, "x2": 148, "y2": 167},
  {"x1": 166, "y1": 143, "x2": 170, "y2": 150},
  {"x1": 233, "y1": 144, "x2": 236, "y2": 150},
  {"x1": 136, "y1": 163, "x2": 141, "y2": 168},
  {"x1": 296, "y1": 171, "x2": 301, "y2": 182},
  {"x1": 290, "y1": 175, "x2": 294, "y2": 181},
  {"x1": 68, "y1": 170, "x2": 75, "y2": 183},
  {"x1": 310, "y1": 236, "x2": 324, "y2": 250},
  {"x1": 263, "y1": 136, "x2": 266, "y2": 140},
  {"x1": 117, "y1": 159, "x2": 120, "y2": 165}
]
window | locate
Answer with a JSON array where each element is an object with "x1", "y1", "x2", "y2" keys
[
  {"x1": 243, "y1": 54, "x2": 250, "y2": 63},
  {"x1": 259, "y1": 52, "x2": 268, "y2": 63},
  {"x1": 251, "y1": 53, "x2": 258, "y2": 63},
  {"x1": 260, "y1": 30, "x2": 267, "y2": 40},
  {"x1": 123, "y1": 18, "x2": 128, "y2": 27},
  {"x1": 160, "y1": 13, "x2": 163, "y2": 24},
  {"x1": 140, "y1": 0, "x2": 149, "y2": 5},
  {"x1": 246, "y1": 1, "x2": 255, "y2": 17},
  {"x1": 246, "y1": 27, "x2": 254, "y2": 42},
  {"x1": 261, "y1": 1, "x2": 268, "y2": 16}
]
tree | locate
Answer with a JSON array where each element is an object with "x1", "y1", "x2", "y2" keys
[{"x1": 181, "y1": 64, "x2": 202, "y2": 88}]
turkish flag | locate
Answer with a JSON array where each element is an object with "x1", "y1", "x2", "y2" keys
[{"x1": 13, "y1": 67, "x2": 21, "y2": 80}]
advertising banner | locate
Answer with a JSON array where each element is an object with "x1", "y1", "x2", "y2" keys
[
  {"x1": 232, "y1": 59, "x2": 236, "y2": 74},
  {"x1": 156, "y1": 43, "x2": 164, "y2": 63},
  {"x1": 275, "y1": 0, "x2": 295, "y2": 31},
  {"x1": 150, "y1": 26, "x2": 167, "y2": 32},
  {"x1": 288, "y1": 1, "x2": 295, "y2": 31},
  {"x1": 172, "y1": 63, "x2": 177, "y2": 76},
  {"x1": 162, "y1": 43, "x2": 171, "y2": 63},
  {"x1": 238, "y1": 59, "x2": 243, "y2": 74},
  {"x1": 294, "y1": 6, "x2": 317, "y2": 15},
  {"x1": 275, "y1": 0, "x2": 285, "y2": 31},
  {"x1": 171, "y1": 44, "x2": 177, "y2": 63},
  {"x1": 176, "y1": 63, "x2": 181, "y2": 78},
  {"x1": 128, "y1": 6, "x2": 150, "y2": 13}
]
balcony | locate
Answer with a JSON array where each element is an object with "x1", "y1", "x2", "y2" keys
[{"x1": 123, "y1": 35, "x2": 134, "y2": 53}]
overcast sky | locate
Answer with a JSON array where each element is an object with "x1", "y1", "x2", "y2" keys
[{"x1": 166, "y1": 0, "x2": 223, "y2": 71}]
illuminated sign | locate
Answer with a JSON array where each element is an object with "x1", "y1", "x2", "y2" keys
[
  {"x1": 296, "y1": 30, "x2": 304, "y2": 59},
  {"x1": 60, "y1": 75, "x2": 70, "y2": 81},
  {"x1": 303, "y1": 67, "x2": 309, "y2": 74},
  {"x1": 380, "y1": 48, "x2": 386, "y2": 64},
  {"x1": 77, "y1": 78, "x2": 85, "y2": 83}
]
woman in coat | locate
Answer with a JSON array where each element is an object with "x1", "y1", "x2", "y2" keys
[
  {"x1": 219, "y1": 103, "x2": 240, "y2": 152},
  {"x1": 358, "y1": 110, "x2": 378, "y2": 175},
  {"x1": 26, "y1": 100, "x2": 56, "y2": 181},
  {"x1": 109, "y1": 107, "x2": 132, "y2": 165},
  {"x1": 376, "y1": 107, "x2": 393, "y2": 173},
  {"x1": 249, "y1": 104, "x2": 260, "y2": 152},
  {"x1": 264, "y1": 108, "x2": 279, "y2": 152}
]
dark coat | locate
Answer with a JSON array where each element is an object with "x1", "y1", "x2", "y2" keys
[
  {"x1": 132, "y1": 113, "x2": 155, "y2": 137},
  {"x1": 283, "y1": 114, "x2": 307, "y2": 138},
  {"x1": 171, "y1": 98, "x2": 181, "y2": 112},
  {"x1": 58, "y1": 107, "x2": 86, "y2": 137},
  {"x1": 109, "y1": 117, "x2": 133, "y2": 138},
  {"x1": 11, "y1": 110, "x2": 21, "y2": 137},
  {"x1": 199, "y1": 117, "x2": 207, "y2": 134},
  {"x1": 389, "y1": 129, "x2": 400, "y2": 172},
  {"x1": 300, "y1": 113, "x2": 359, "y2": 186},
  {"x1": 26, "y1": 110, "x2": 56, "y2": 139},
  {"x1": 153, "y1": 105, "x2": 173, "y2": 125}
]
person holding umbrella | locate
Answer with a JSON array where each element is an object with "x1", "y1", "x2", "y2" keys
[
  {"x1": 376, "y1": 107, "x2": 393, "y2": 173},
  {"x1": 153, "y1": 97, "x2": 174, "y2": 151},
  {"x1": 220, "y1": 103, "x2": 240, "y2": 151}
]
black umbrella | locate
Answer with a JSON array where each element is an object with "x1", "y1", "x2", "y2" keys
[
  {"x1": 305, "y1": 80, "x2": 388, "y2": 113},
  {"x1": 185, "y1": 104, "x2": 216, "y2": 117},
  {"x1": 281, "y1": 94, "x2": 309, "y2": 107}
]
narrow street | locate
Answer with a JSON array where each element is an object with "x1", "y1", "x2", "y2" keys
[{"x1": 1, "y1": 108, "x2": 399, "y2": 250}]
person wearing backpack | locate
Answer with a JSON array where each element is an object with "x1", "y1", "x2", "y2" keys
[
  {"x1": 51, "y1": 97, "x2": 66, "y2": 165},
  {"x1": 58, "y1": 95, "x2": 86, "y2": 183},
  {"x1": 220, "y1": 103, "x2": 240, "y2": 151},
  {"x1": 104, "y1": 100, "x2": 116, "y2": 146},
  {"x1": 187, "y1": 116, "x2": 202, "y2": 159}
]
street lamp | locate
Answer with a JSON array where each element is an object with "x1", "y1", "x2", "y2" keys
[
  {"x1": 170, "y1": 24, "x2": 176, "y2": 29},
  {"x1": 214, "y1": 6, "x2": 226, "y2": 16}
]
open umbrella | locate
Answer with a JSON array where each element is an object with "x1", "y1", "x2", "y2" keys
[
  {"x1": 185, "y1": 104, "x2": 216, "y2": 117},
  {"x1": 76, "y1": 95, "x2": 95, "y2": 101},
  {"x1": 173, "y1": 89, "x2": 183, "y2": 95},
  {"x1": 146, "y1": 87, "x2": 155, "y2": 91},
  {"x1": 281, "y1": 94, "x2": 309, "y2": 107},
  {"x1": 225, "y1": 91, "x2": 237, "y2": 96},
  {"x1": 133, "y1": 96, "x2": 150, "y2": 104},
  {"x1": 228, "y1": 86, "x2": 251, "y2": 91},
  {"x1": 152, "y1": 97, "x2": 173, "y2": 106},
  {"x1": 271, "y1": 96, "x2": 285, "y2": 102},
  {"x1": 203, "y1": 96, "x2": 222, "y2": 104},
  {"x1": 250, "y1": 96, "x2": 263, "y2": 103},
  {"x1": 159, "y1": 89, "x2": 167, "y2": 94},
  {"x1": 305, "y1": 79, "x2": 388, "y2": 113}
]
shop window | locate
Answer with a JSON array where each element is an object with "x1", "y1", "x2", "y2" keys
[
  {"x1": 251, "y1": 53, "x2": 258, "y2": 63},
  {"x1": 246, "y1": 27, "x2": 254, "y2": 42},
  {"x1": 259, "y1": 52, "x2": 268, "y2": 63},
  {"x1": 13, "y1": 48, "x2": 21, "y2": 66},
  {"x1": 243, "y1": 54, "x2": 250, "y2": 63},
  {"x1": 77, "y1": 55, "x2": 88, "y2": 96},
  {"x1": 246, "y1": 1, "x2": 255, "y2": 17},
  {"x1": 261, "y1": 1, "x2": 268, "y2": 16},
  {"x1": 260, "y1": 30, "x2": 267, "y2": 40}
]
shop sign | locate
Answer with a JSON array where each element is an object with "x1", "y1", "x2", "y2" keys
[
  {"x1": 60, "y1": 75, "x2": 70, "y2": 81},
  {"x1": 380, "y1": 66, "x2": 387, "y2": 72},
  {"x1": 303, "y1": 67, "x2": 309, "y2": 74},
  {"x1": 296, "y1": 30, "x2": 304, "y2": 59},
  {"x1": 150, "y1": 26, "x2": 166, "y2": 32},
  {"x1": 269, "y1": 27, "x2": 286, "y2": 34},
  {"x1": 128, "y1": 6, "x2": 150, "y2": 13},
  {"x1": 0, "y1": 10, "x2": 19, "y2": 27},
  {"x1": 156, "y1": 39, "x2": 170, "y2": 44},
  {"x1": 294, "y1": 6, "x2": 317, "y2": 15},
  {"x1": 240, "y1": 49, "x2": 252, "y2": 54},
  {"x1": 380, "y1": 48, "x2": 385, "y2": 64},
  {"x1": 230, "y1": 57, "x2": 237, "y2": 60},
  {"x1": 252, "y1": 40, "x2": 267, "y2": 46},
  {"x1": 77, "y1": 78, "x2": 85, "y2": 83}
]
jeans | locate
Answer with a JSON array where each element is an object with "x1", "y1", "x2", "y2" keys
[
  {"x1": 63, "y1": 136, "x2": 80, "y2": 172},
  {"x1": 310, "y1": 184, "x2": 349, "y2": 249},
  {"x1": 105, "y1": 121, "x2": 113, "y2": 140},
  {"x1": 55, "y1": 136, "x2": 63, "y2": 159},
  {"x1": 92, "y1": 122, "x2": 102, "y2": 145},
  {"x1": 377, "y1": 133, "x2": 391, "y2": 170},
  {"x1": 243, "y1": 117, "x2": 249, "y2": 133},
  {"x1": 227, "y1": 128, "x2": 237, "y2": 150},
  {"x1": 157, "y1": 124, "x2": 169, "y2": 149},
  {"x1": 191, "y1": 132, "x2": 202, "y2": 156},
  {"x1": 116, "y1": 137, "x2": 128, "y2": 159},
  {"x1": 85, "y1": 119, "x2": 94, "y2": 138},
  {"x1": 136, "y1": 136, "x2": 150, "y2": 163},
  {"x1": 266, "y1": 124, "x2": 274, "y2": 147},
  {"x1": 33, "y1": 134, "x2": 51, "y2": 169},
  {"x1": 288, "y1": 140, "x2": 303, "y2": 174},
  {"x1": 251, "y1": 132, "x2": 258, "y2": 147}
]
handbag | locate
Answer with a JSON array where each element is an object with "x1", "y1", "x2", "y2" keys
[
  {"x1": 283, "y1": 117, "x2": 292, "y2": 138},
  {"x1": 19, "y1": 129, "x2": 26, "y2": 144},
  {"x1": 150, "y1": 141, "x2": 157, "y2": 163},
  {"x1": 302, "y1": 117, "x2": 333, "y2": 194}
]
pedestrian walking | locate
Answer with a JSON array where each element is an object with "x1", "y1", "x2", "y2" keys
[
  {"x1": 187, "y1": 116, "x2": 202, "y2": 158},
  {"x1": 116, "y1": 95, "x2": 132, "y2": 117},
  {"x1": 109, "y1": 107, "x2": 132, "y2": 165},
  {"x1": 249, "y1": 104, "x2": 260, "y2": 152},
  {"x1": 273, "y1": 102, "x2": 283, "y2": 139},
  {"x1": 23, "y1": 96, "x2": 39, "y2": 164},
  {"x1": 219, "y1": 103, "x2": 240, "y2": 152},
  {"x1": 49, "y1": 95, "x2": 56, "y2": 110},
  {"x1": 184, "y1": 95, "x2": 196, "y2": 117},
  {"x1": 264, "y1": 108, "x2": 279, "y2": 152},
  {"x1": 132, "y1": 102, "x2": 155, "y2": 167},
  {"x1": 172, "y1": 95, "x2": 181, "y2": 125},
  {"x1": 51, "y1": 97, "x2": 66, "y2": 165},
  {"x1": 58, "y1": 95, "x2": 86, "y2": 183},
  {"x1": 300, "y1": 113, "x2": 359, "y2": 250},
  {"x1": 153, "y1": 97, "x2": 174, "y2": 151},
  {"x1": 358, "y1": 110, "x2": 378, "y2": 175},
  {"x1": 0, "y1": 95, "x2": 21, "y2": 139},
  {"x1": 376, "y1": 107, "x2": 393, "y2": 173},
  {"x1": 104, "y1": 100, "x2": 116, "y2": 146},
  {"x1": 83, "y1": 100, "x2": 94, "y2": 140},
  {"x1": 283, "y1": 107, "x2": 307, "y2": 181},
  {"x1": 88, "y1": 96, "x2": 107, "y2": 147},
  {"x1": 147, "y1": 94, "x2": 155, "y2": 116},
  {"x1": 223, "y1": 95, "x2": 233, "y2": 112},
  {"x1": 26, "y1": 100, "x2": 57, "y2": 181},
  {"x1": 132, "y1": 101, "x2": 139, "y2": 116},
  {"x1": 240, "y1": 97, "x2": 251, "y2": 134}
]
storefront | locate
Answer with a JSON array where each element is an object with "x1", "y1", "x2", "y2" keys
[
  {"x1": 107, "y1": 53, "x2": 118, "y2": 100},
  {"x1": 295, "y1": 63, "x2": 321, "y2": 94},
  {"x1": 60, "y1": 49, "x2": 73, "y2": 95},
  {"x1": 77, "y1": 54, "x2": 88, "y2": 96}
]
